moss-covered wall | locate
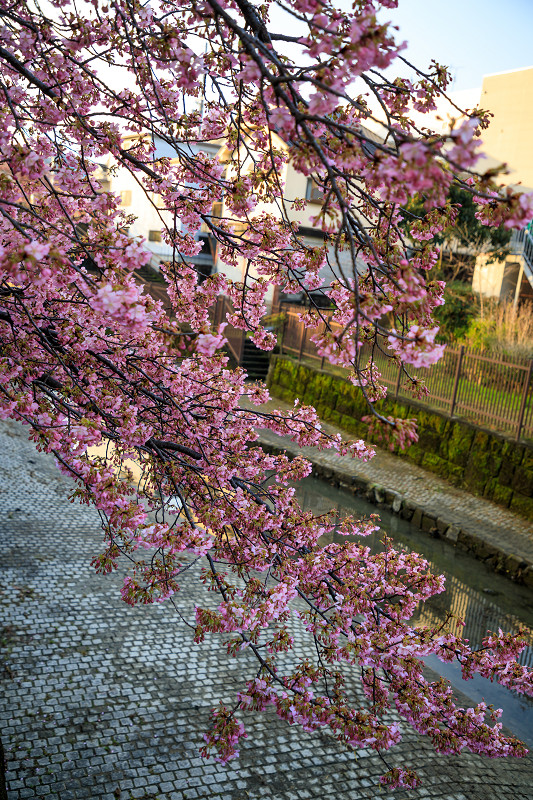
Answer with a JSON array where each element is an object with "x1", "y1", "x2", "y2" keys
[{"x1": 267, "y1": 355, "x2": 533, "y2": 521}]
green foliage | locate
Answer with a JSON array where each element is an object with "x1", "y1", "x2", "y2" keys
[
  {"x1": 445, "y1": 184, "x2": 511, "y2": 254},
  {"x1": 434, "y1": 281, "x2": 480, "y2": 342},
  {"x1": 403, "y1": 184, "x2": 511, "y2": 258},
  {"x1": 462, "y1": 316, "x2": 495, "y2": 352},
  {"x1": 261, "y1": 311, "x2": 286, "y2": 332}
]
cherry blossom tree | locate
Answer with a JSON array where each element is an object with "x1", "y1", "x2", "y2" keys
[{"x1": 1, "y1": 0, "x2": 533, "y2": 788}]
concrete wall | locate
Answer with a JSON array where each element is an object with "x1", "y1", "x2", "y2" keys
[
  {"x1": 481, "y1": 67, "x2": 533, "y2": 191},
  {"x1": 267, "y1": 355, "x2": 533, "y2": 520},
  {"x1": 472, "y1": 254, "x2": 506, "y2": 298}
]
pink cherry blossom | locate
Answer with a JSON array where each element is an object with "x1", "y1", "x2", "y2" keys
[{"x1": 1, "y1": 0, "x2": 532, "y2": 788}]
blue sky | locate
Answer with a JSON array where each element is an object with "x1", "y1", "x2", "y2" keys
[{"x1": 381, "y1": 0, "x2": 533, "y2": 91}]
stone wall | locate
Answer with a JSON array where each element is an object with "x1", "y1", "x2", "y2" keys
[{"x1": 267, "y1": 355, "x2": 533, "y2": 521}]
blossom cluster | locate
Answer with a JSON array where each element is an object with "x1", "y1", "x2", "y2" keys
[{"x1": 1, "y1": 0, "x2": 533, "y2": 789}]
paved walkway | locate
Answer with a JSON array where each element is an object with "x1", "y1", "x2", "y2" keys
[
  {"x1": 2, "y1": 418, "x2": 533, "y2": 800},
  {"x1": 244, "y1": 397, "x2": 533, "y2": 582}
]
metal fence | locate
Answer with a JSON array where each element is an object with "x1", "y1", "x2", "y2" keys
[{"x1": 279, "y1": 309, "x2": 533, "y2": 441}]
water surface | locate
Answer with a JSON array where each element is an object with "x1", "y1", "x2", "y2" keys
[{"x1": 294, "y1": 477, "x2": 533, "y2": 747}]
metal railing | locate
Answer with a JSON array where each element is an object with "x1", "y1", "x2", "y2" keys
[
  {"x1": 510, "y1": 227, "x2": 533, "y2": 285},
  {"x1": 279, "y1": 310, "x2": 533, "y2": 441}
]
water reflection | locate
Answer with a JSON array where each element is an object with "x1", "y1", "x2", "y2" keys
[{"x1": 294, "y1": 477, "x2": 533, "y2": 746}]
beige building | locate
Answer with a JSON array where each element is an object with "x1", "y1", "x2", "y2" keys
[
  {"x1": 108, "y1": 130, "x2": 366, "y2": 311},
  {"x1": 108, "y1": 135, "x2": 221, "y2": 278},
  {"x1": 215, "y1": 129, "x2": 367, "y2": 310},
  {"x1": 472, "y1": 67, "x2": 533, "y2": 305},
  {"x1": 480, "y1": 66, "x2": 533, "y2": 192}
]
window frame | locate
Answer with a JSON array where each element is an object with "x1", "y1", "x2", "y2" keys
[{"x1": 306, "y1": 178, "x2": 325, "y2": 204}]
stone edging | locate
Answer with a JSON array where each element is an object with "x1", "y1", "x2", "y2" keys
[{"x1": 258, "y1": 437, "x2": 533, "y2": 590}]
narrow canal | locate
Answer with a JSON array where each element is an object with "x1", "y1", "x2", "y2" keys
[{"x1": 294, "y1": 476, "x2": 533, "y2": 748}]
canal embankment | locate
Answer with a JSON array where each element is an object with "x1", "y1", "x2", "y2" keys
[
  {"x1": 246, "y1": 366, "x2": 533, "y2": 586},
  {"x1": 294, "y1": 476, "x2": 533, "y2": 748},
  {"x1": 267, "y1": 355, "x2": 533, "y2": 521}
]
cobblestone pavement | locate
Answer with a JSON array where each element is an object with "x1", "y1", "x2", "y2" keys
[
  {"x1": 2, "y1": 418, "x2": 533, "y2": 800},
  {"x1": 245, "y1": 397, "x2": 533, "y2": 567}
]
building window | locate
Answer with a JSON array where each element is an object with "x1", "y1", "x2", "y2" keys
[
  {"x1": 148, "y1": 230, "x2": 162, "y2": 242},
  {"x1": 306, "y1": 178, "x2": 324, "y2": 204},
  {"x1": 119, "y1": 190, "x2": 132, "y2": 207},
  {"x1": 95, "y1": 164, "x2": 111, "y2": 193},
  {"x1": 151, "y1": 191, "x2": 166, "y2": 209}
]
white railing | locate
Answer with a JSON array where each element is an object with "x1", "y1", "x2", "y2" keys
[{"x1": 510, "y1": 227, "x2": 533, "y2": 285}]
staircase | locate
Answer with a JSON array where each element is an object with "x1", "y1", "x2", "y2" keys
[
  {"x1": 211, "y1": 295, "x2": 272, "y2": 380},
  {"x1": 241, "y1": 338, "x2": 271, "y2": 381}
]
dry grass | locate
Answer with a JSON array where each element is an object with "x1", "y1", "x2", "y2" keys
[{"x1": 463, "y1": 300, "x2": 533, "y2": 358}]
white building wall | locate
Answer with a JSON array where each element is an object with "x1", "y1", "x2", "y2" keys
[
  {"x1": 473, "y1": 254, "x2": 506, "y2": 299},
  {"x1": 111, "y1": 137, "x2": 220, "y2": 269},
  {"x1": 110, "y1": 132, "x2": 363, "y2": 309}
]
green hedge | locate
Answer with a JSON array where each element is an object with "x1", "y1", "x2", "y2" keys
[{"x1": 267, "y1": 355, "x2": 533, "y2": 521}]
